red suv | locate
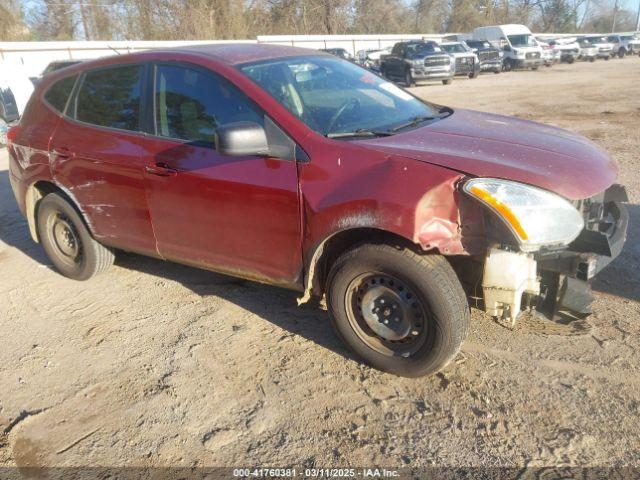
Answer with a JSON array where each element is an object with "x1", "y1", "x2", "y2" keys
[{"x1": 7, "y1": 44, "x2": 628, "y2": 377}]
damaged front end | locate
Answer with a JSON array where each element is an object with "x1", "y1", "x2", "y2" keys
[{"x1": 463, "y1": 180, "x2": 628, "y2": 324}]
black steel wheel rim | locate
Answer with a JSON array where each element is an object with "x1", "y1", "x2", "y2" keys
[
  {"x1": 46, "y1": 210, "x2": 83, "y2": 267},
  {"x1": 345, "y1": 272, "x2": 431, "y2": 357}
]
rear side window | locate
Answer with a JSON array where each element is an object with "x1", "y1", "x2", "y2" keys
[
  {"x1": 75, "y1": 65, "x2": 142, "y2": 131},
  {"x1": 44, "y1": 75, "x2": 77, "y2": 113},
  {"x1": 154, "y1": 64, "x2": 263, "y2": 144}
]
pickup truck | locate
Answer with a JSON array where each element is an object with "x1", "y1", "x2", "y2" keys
[
  {"x1": 464, "y1": 40, "x2": 503, "y2": 73},
  {"x1": 606, "y1": 34, "x2": 640, "y2": 57},
  {"x1": 380, "y1": 41, "x2": 454, "y2": 86},
  {"x1": 440, "y1": 42, "x2": 481, "y2": 78}
]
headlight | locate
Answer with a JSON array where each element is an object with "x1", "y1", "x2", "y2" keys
[
  {"x1": 463, "y1": 178, "x2": 584, "y2": 252},
  {"x1": 411, "y1": 59, "x2": 423, "y2": 67}
]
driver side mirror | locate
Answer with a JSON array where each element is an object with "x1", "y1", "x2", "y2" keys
[
  {"x1": 216, "y1": 121, "x2": 270, "y2": 157},
  {"x1": 503, "y1": 45, "x2": 511, "y2": 52}
]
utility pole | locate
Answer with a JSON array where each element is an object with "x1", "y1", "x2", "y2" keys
[{"x1": 636, "y1": 0, "x2": 640, "y2": 31}]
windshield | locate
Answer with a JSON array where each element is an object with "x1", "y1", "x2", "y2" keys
[
  {"x1": 406, "y1": 43, "x2": 441, "y2": 55},
  {"x1": 441, "y1": 44, "x2": 467, "y2": 53},
  {"x1": 240, "y1": 56, "x2": 442, "y2": 137},
  {"x1": 621, "y1": 35, "x2": 633, "y2": 41},
  {"x1": 587, "y1": 37, "x2": 607, "y2": 43},
  {"x1": 508, "y1": 34, "x2": 536, "y2": 47},
  {"x1": 470, "y1": 41, "x2": 491, "y2": 49}
]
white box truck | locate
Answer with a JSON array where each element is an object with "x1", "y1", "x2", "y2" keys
[{"x1": 473, "y1": 24, "x2": 544, "y2": 71}]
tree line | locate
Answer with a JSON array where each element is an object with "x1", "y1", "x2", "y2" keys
[{"x1": 1, "y1": 0, "x2": 637, "y2": 42}]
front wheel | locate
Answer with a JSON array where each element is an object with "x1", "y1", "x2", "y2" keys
[
  {"x1": 503, "y1": 58, "x2": 513, "y2": 71},
  {"x1": 442, "y1": 78, "x2": 452, "y2": 85},
  {"x1": 589, "y1": 57, "x2": 596, "y2": 62},
  {"x1": 37, "y1": 193, "x2": 114, "y2": 280},
  {"x1": 404, "y1": 69, "x2": 414, "y2": 87},
  {"x1": 326, "y1": 244, "x2": 470, "y2": 377},
  {"x1": 618, "y1": 48, "x2": 626, "y2": 58}
]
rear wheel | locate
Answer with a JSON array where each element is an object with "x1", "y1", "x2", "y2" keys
[
  {"x1": 326, "y1": 243, "x2": 470, "y2": 377},
  {"x1": 37, "y1": 193, "x2": 114, "y2": 280}
]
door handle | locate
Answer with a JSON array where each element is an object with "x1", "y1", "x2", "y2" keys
[
  {"x1": 145, "y1": 163, "x2": 178, "y2": 177},
  {"x1": 52, "y1": 147, "x2": 75, "y2": 160}
]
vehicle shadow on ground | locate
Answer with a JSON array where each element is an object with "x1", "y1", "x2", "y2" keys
[
  {"x1": 0, "y1": 170, "x2": 51, "y2": 265},
  {"x1": 113, "y1": 252, "x2": 358, "y2": 362},
  {"x1": 591, "y1": 203, "x2": 640, "y2": 302}
]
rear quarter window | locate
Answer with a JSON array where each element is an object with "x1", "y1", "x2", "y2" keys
[
  {"x1": 44, "y1": 75, "x2": 77, "y2": 113},
  {"x1": 75, "y1": 65, "x2": 143, "y2": 131}
]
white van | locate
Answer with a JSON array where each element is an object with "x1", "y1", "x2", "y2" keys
[
  {"x1": 473, "y1": 24, "x2": 544, "y2": 71},
  {"x1": 0, "y1": 62, "x2": 35, "y2": 145}
]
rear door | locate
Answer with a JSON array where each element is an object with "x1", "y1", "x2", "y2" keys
[
  {"x1": 49, "y1": 63, "x2": 158, "y2": 256},
  {"x1": 142, "y1": 62, "x2": 302, "y2": 286}
]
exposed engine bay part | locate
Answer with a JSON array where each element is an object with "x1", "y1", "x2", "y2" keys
[{"x1": 482, "y1": 248, "x2": 540, "y2": 325}]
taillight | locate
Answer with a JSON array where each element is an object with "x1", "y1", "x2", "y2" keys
[{"x1": 6, "y1": 125, "x2": 21, "y2": 147}]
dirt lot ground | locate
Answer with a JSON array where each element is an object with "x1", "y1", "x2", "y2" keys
[{"x1": 1, "y1": 58, "x2": 639, "y2": 471}]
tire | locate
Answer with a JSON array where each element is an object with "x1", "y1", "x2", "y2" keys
[
  {"x1": 493, "y1": 69, "x2": 501, "y2": 74},
  {"x1": 531, "y1": 66, "x2": 539, "y2": 70},
  {"x1": 404, "y1": 69, "x2": 414, "y2": 87},
  {"x1": 567, "y1": 57, "x2": 574, "y2": 64},
  {"x1": 618, "y1": 48, "x2": 625, "y2": 58},
  {"x1": 589, "y1": 57, "x2": 595, "y2": 62},
  {"x1": 37, "y1": 192, "x2": 114, "y2": 280},
  {"x1": 442, "y1": 78, "x2": 452, "y2": 85},
  {"x1": 503, "y1": 58, "x2": 513, "y2": 71},
  {"x1": 468, "y1": 71, "x2": 477, "y2": 79},
  {"x1": 604, "y1": 56, "x2": 610, "y2": 61},
  {"x1": 326, "y1": 243, "x2": 470, "y2": 377}
]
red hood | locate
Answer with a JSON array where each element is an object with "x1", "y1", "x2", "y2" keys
[{"x1": 359, "y1": 109, "x2": 618, "y2": 200}]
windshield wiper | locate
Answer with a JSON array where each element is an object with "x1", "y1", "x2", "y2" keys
[
  {"x1": 389, "y1": 115, "x2": 438, "y2": 132},
  {"x1": 326, "y1": 128, "x2": 394, "y2": 139}
]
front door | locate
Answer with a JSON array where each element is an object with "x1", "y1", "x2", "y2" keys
[{"x1": 143, "y1": 63, "x2": 302, "y2": 286}]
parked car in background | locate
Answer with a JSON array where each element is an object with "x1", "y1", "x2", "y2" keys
[
  {"x1": 464, "y1": 39, "x2": 502, "y2": 73},
  {"x1": 380, "y1": 40, "x2": 454, "y2": 86},
  {"x1": 581, "y1": 36, "x2": 615, "y2": 60},
  {"x1": 320, "y1": 48, "x2": 354, "y2": 61},
  {"x1": 440, "y1": 42, "x2": 480, "y2": 78},
  {"x1": 0, "y1": 63, "x2": 35, "y2": 145},
  {"x1": 534, "y1": 37, "x2": 558, "y2": 66},
  {"x1": 548, "y1": 37, "x2": 580, "y2": 63},
  {"x1": 356, "y1": 47, "x2": 390, "y2": 72},
  {"x1": 7, "y1": 44, "x2": 628, "y2": 378},
  {"x1": 473, "y1": 24, "x2": 544, "y2": 71},
  {"x1": 577, "y1": 39, "x2": 598, "y2": 62},
  {"x1": 606, "y1": 34, "x2": 640, "y2": 57}
]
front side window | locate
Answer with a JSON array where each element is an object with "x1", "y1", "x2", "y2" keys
[
  {"x1": 44, "y1": 75, "x2": 77, "y2": 113},
  {"x1": 154, "y1": 64, "x2": 263, "y2": 144},
  {"x1": 240, "y1": 55, "x2": 442, "y2": 137},
  {"x1": 75, "y1": 65, "x2": 142, "y2": 131}
]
